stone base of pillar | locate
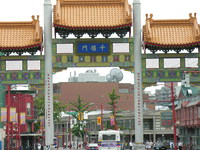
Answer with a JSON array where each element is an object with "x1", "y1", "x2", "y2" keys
[{"x1": 134, "y1": 143, "x2": 145, "y2": 150}]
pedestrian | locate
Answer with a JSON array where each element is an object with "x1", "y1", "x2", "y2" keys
[
  {"x1": 169, "y1": 141, "x2": 174, "y2": 150},
  {"x1": 145, "y1": 141, "x2": 151, "y2": 150},
  {"x1": 129, "y1": 141, "x2": 133, "y2": 150},
  {"x1": 150, "y1": 141, "x2": 153, "y2": 149},
  {"x1": 178, "y1": 141, "x2": 183, "y2": 150}
]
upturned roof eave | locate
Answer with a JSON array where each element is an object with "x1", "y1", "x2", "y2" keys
[
  {"x1": 145, "y1": 42, "x2": 200, "y2": 49},
  {"x1": 53, "y1": 23, "x2": 132, "y2": 30},
  {"x1": 0, "y1": 44, "x2": 42, "y2": 51}
]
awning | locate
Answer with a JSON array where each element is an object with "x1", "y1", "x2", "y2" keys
[
  {"x1": 20, "y1": 133, "x2": 42, "y2": 137},
  {"x1": 186, "y1": 101, "x2": 200, "y2": 107}
]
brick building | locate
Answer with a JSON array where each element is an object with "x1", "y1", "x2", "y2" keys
[{"x1": 53, "y1": 82, "x2": 155, "y2": 111}]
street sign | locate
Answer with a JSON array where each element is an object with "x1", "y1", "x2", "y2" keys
[
  {"x1": 77, "y1": 43, "x2": 109, "y2": 54},
  {"x1": 160, "y1": 111, "x2": 173, "y2": 128}
]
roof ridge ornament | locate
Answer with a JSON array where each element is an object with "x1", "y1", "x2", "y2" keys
[
  {"x1": 189, "y1": 13, "x2": 200, "y2": 39},
  {"x1": 145, "y1": 14, "x2": 153, "y2": 40}
]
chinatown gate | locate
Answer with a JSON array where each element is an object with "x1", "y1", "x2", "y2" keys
[{"x1": 1, "y1": 0, "x2": 200, "y2": 149}]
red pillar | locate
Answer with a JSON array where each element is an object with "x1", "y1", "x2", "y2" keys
[
  {"x1": 6, "y1": 85, "x2": 11, "y2": 150},
  {"x1": 171, "y1": 82, "x2": 178, "y2": 150},
  {"x1": 17, "y1": 94, "x2": 21, "y2": 149}
]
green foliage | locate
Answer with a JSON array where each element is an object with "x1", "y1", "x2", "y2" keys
[
  {"x1": 69, "y1": 95, "x2": 92, "y2": 120},
  {"x1": 71, "y1": 123, "x2": 87, "y2": 138},
  {"x1": 34, "y1": 94, "x2": 67, "y2": 132},
  {"x1": 69, "y1": 95, "x2": 93, "y2": 138},
  {"x1": 107, "y1": 89, "x2": 120, "y2": 115},
  {"x1": 107, "y1": 89, "x2": 120, "y2": 129}
]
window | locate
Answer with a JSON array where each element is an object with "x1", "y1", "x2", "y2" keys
[
  {"x1": 143, "y1": 119, "x2": 153, "y2": 130},
  {"x1": 102, "y1": 134, "x2": 116, "y2": 140},
  {"x1": 118, "y1": 120, "x2": 123, "y2": 127},
  {"x1": 124, "y1": 120, "x2": 130, "y2": 128},
  {"x1": 27, "y1": 103, "x2": 31, "y2": 116},
  {"x1": 198, "y1": 107, "x2": 200, "y2": 118}
]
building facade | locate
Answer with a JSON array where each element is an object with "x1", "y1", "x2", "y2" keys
[
  {"x1": 54, "y1": 110, "x2": 174, "y2": 149},
  {"x1": 4, "y1": 91, "x2": 38, "y2": 149},
  {"x1": 53, "y1": 82, "x2": 155, "y2": 111},
  {"x1": 68, "y1": 69, "x2": 106, "y2": 82},
  {"x1": 175, "y1": 85, "x2": 200, "y2": 150}
]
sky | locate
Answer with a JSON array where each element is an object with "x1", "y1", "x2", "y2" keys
[{"x1": 0, "y1": 0, "x2": 199, "y2": 92}]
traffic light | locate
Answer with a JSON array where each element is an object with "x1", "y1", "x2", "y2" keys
[
  {"x1": 78, "y1": 112, "x2": 84, "y2": 120},
  {"x1": 97, "y1": 117, "x2": 101, "y2": 125}
]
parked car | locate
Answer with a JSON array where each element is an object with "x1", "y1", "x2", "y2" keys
[
  {"x1": 85, "y1": 143, "x2": 99, "y2": 150},
  {"x1": 153, "y1": 141, "x2": 169, "y2": 150}
]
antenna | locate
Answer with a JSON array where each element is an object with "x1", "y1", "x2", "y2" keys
[{"x1": 106, "y1": 68, "x2": 123, "y2": 82}]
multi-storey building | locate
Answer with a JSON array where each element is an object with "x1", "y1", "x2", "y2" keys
[
  {"x1": 54, "y1": 110, "x2": 174, "y2": 148},
  {"x1": 53, "y1": 82, "x2": 155, "y2": 111},
  {"x1": 68, "y1": 69, "x2": 106, "y2": 83},
  {"x1": 175, "y1": 85, "x2": 200, "y2": 150},
  {"x1": 4, "y1": 90, "x2": 37, "y2": 149}
]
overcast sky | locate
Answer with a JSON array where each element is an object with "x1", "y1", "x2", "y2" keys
[{"x1": 0, "y1": 0, "x2": 199, "y2": 91}]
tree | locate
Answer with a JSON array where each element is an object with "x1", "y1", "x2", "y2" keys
[
  {"x1": 107, "y1": 88, "x2": 120, "y2": 130},
  {"x1": 34, "y1": 94, "x2": 67, "y2": 132},
  {"x1": 69, "y1": 95, "x2": 93, "y2": 143}
]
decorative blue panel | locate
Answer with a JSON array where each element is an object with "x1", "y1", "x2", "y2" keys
[{"x1": 77, "y1": 43, "x2": 109, "y2": 54}]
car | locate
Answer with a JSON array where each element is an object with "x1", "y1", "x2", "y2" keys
[
  {"x1": 85, "y1": 143, "x2": 99, "y2": 150},
  {"x1": 153, "y1": 141, "x2": 169, "y2": 150}
]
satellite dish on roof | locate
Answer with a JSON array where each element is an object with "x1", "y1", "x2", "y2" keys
[
  {"x1": 106, "y1": 74, "x2": 113, "y2": 82},
  {"x1": 110, "y1": 68, "x2": 123, "y2": 82}
]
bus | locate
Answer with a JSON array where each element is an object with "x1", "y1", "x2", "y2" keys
[{"x1": 98, "y1": 130, "x2": 124, "y2": 150}]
